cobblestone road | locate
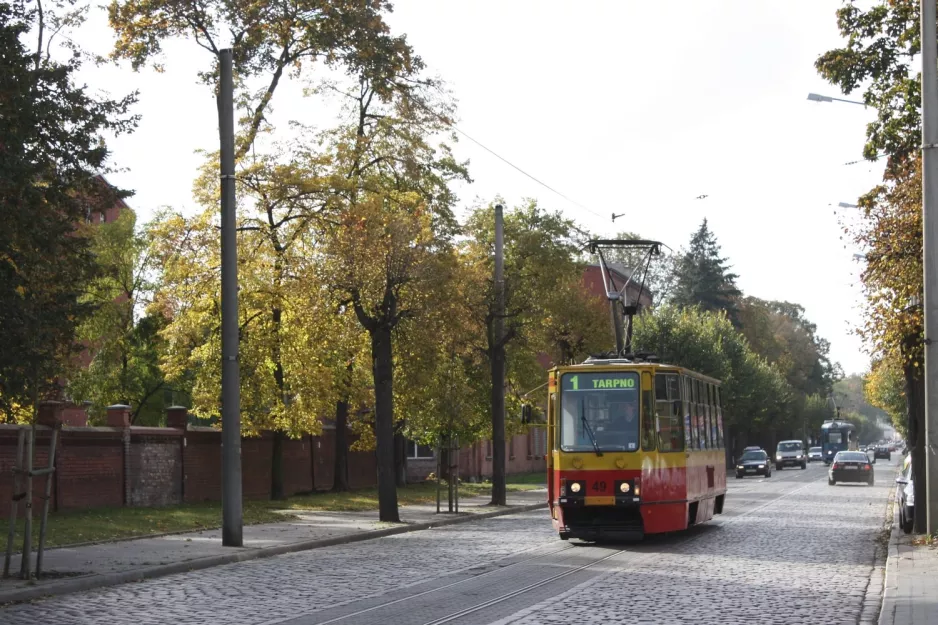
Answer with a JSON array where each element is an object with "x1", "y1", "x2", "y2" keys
[{"x1": 0, "y1": 459, "x2": 894, "y2": 625}]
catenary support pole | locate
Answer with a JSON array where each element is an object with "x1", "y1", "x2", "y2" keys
[
  {"x1": 218, "y1": 48, "x2": 243, "y2": 546},
  {"x1": 491, "y1": 204, "x2": 507, "y2": 506},
  {"x1": 923, "y1": 0, "x2": 938, "y2": 535}
]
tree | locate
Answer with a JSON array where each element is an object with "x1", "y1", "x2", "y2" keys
[
  {"x1": 738, "y1": 298, "x2": 834, "y2": 397},
  {"x1": 67, "y1": 210, "x2": 167, "y2": 425},
  {"x1": 461, "y1": 201, "x2": 587, "y2": 504},
  {"x1": 816, "y1": 0, "x2": 925, "y2": 530},
  {"x1": 108, "y1": 0, "x2": 417, "y2": 159},
  {"x1": 671, "y1": 220, "x2": 742, "y2": 326},
  {"x1": 866, "y1": 357, "x2": 908, "y2": 437},
  {"x1": 315, "y1": 73, "x2": 468, "y2": 521},
  {"x1": 0, "y1": 1, "x2": 136, "y2": 421}
]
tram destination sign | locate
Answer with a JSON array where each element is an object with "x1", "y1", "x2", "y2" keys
[{"x1": 561, "y1": 371, "x2": 638, "y2": 392}]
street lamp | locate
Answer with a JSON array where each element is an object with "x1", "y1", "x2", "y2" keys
[
  {"x1": 839, "y1": 202, "x2": 859, "y2": 208},
  {"x1": 807, "y1": 92, "x2": 867, "y2": 106}
]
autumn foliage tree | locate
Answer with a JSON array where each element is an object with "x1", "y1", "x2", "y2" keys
[
  {"x1": 817, "y1": 0, "x2": 926, "y2": 530},
  {"x1": 0, "y1": 1, "x2": 136, "y2": 421}
]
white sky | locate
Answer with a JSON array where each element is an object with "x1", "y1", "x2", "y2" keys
[{"x1": 70, "y1": 0, "x2": 886, "y2": 376}]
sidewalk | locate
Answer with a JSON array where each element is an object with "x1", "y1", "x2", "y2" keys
[
  {"x1": 879, "y1": 508, "x2": 938, "y2": 624},
  {"x1": 0, "y1": 489, "x2": 547, "y2": 604}
]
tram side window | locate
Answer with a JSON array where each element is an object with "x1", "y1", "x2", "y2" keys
[
  {"x1": 695, "y1": 380, "x2": 707, "y2": 449},
  {"x1": 642, "y1": 372, "x2": 656, "y2": 451},
  {"x1": 715, "y1": 387, "x2": 724, "y2": 448},
  {"x1": 707, "y1": 382, "x2": 717, "y2": 449},
  {"x1": 690, "y1": 379, "x2": 700, "y2": 449},
  {"x1": 683, "y1": 377, "x2": 693, "y2": 450},
  {"x1": 655, "y1": 373, "x2": 684, "y2": 452}
]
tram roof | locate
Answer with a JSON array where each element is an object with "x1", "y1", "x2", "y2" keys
[
  {"x1": 820, "y1": 420, "x2": 855, "y2": 430},
  {"x1": 551, "y1": 359, "x2": 722, "y2": 386}
]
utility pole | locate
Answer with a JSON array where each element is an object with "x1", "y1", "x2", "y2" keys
[
  {"x1": 491, "y1": 204, "x2": 507, "y2": 506},
  {"x1": 218, "y1": 48, "x2": 243, "y2": 546},
  {"x1": 923, "y1": 0, "x2": 938, "y2": 535}
]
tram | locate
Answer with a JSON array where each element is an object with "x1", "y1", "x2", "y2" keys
[
  {"x1": 544, "y1": 240, "x2": 727, "y2": 540},
  {"x1": 820, "y1": 420, "x2": 857, "y2": 465},
  {"x1": 547, "y1": 359, "x2": 727, "y2": 540}
]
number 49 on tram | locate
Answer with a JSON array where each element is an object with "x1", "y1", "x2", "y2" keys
[{"x1": 545, "y1": 357, "x2": 727, "y2": 540}]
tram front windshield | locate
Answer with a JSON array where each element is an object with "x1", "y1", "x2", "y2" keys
[{"x1": 560, "y1": 372, "x2": 640, "y2": 452}]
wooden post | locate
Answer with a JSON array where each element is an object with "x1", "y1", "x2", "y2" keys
[
  {"x1": 36, "y1": 426, "x2": 60, "y2": 576},
  {"x1": 3, "y1": 428, "x2": 25, "y2": 578},
  {"x1": 19, "y1": 426, "x2": 34, "y2": 579}
]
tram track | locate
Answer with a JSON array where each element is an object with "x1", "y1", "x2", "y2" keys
[{"x1": 276, "y1": 469, "x2": 829, "y2": 625}]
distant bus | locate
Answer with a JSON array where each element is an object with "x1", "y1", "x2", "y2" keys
[{"x1": 820, "y1": 420, "x2": 857, "y2": 465}]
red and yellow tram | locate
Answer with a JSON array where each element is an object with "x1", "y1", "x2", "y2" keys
[{"x1": 546, "y1": 358, "x2": 727, "y2": 540}]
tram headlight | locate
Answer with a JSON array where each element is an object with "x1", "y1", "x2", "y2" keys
[
  {"x1": 569, "y1": 482, "x2": 581, "y2": 494},
  {"x1": 619, "y1": 482, "x2": 630, "y2": 493}
]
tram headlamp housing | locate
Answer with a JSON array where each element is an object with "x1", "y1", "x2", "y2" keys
[
  {"x1": 569, "y1": 482, "x2": 582, "y2": 494},
  {"x1": 619, "y1": 482, "x2": 630, "y2": 493}
]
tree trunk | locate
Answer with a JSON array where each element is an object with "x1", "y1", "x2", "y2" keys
[
  {"x1": 394, "y1": 427, "x2": 407, "y2": 487},
  {"x1": 905, "y1": 358, "x2": 926, "y2": 533},
  {"x1": 490, "y1": 339, "x2": 507, "y2": 506},
  {"x1": 371, "y1": 326, "x2": 399, "y2": 522},
  {"x1": 270, "y1": 295, "x2": 286, "y2": 501},
  {"x1": 333, "y1": 398, "x2": 350, "y2": 492},
  {"x1": 271, "y1": 429, "x2": 285, "y2": 500},
  {"x1": 439, "y1": 445, "x2": 451, "y2": 482}
]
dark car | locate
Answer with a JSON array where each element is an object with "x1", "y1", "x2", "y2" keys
[
  {"x1": 736, "y1": 450, "x2": 771, "y2": 479},
  {"x1": 828, "y1": 451, "x2": 874, "y2": 486},
  {"x1": 874, "y1": 446, "x2": 891, "y2": 461},
  {"x1": 897, "y1": 456, "x2": 914, "y2": 534}
]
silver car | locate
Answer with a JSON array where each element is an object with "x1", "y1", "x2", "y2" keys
[
  {"x1": 775, "y1": 440, "x2": 807, "y2": 470},
  {"x1": 808, "y1": 446, "x2": 822, "y2": 462}
]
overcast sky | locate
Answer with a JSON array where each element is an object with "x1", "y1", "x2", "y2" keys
[{"x1": 70, "y1": 1, "x2": 885, "y2": 376}]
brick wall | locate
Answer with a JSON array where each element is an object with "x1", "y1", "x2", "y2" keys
[
  {"x1": 57, "y1": 428, "x2": 125, "y2": 510},
  {"x1": 128, "y1": 429, "x2": 182, "y2": 506},
  {"x1": 0, "y1": 421, "x2": 540, "y2": 513}
]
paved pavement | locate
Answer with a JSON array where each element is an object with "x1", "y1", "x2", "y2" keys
[
  {"x1": 879, "y1": 485, "x2": 938, "y2": 625},
  {"x1": 0, "y1": 490, "x2": 546, "y2": 603},
  {"x1": 0, "y1": 460, "x2": 903, "y2": 624}
]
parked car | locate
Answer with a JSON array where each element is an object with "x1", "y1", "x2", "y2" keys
[
  {"x1": 874, "y1": 446, "x2": 891, "y2": 461},
  {"x1": 896, "y1": 455, "x2": 914, "y2": 534},
  {"x1": 808, "y1": 447, "x2": 823, "y2": 462},
  {"x1": 736, "y1": 450, "x2": 771, "y2": 479},
  {"x1": 775, "y1": 440, "x2": 807, "y2": 470},
  {"x1": 828, "y1": 451, "x2": 874, "y2": 486}
]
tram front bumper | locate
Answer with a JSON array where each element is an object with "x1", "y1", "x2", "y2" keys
[{"x1": 557, "y1": 497, "x2": 644, "y2": 540}]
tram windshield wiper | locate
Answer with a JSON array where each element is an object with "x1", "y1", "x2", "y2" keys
[{"x1": 579, "y1": 402, "x2": 603, "y2": 457}]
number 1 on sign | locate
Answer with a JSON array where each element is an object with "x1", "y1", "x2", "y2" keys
[{"x1": 571, "y1": 375, "x2": 578, "y2": 390}]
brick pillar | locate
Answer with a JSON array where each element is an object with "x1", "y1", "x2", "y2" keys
[
  {"x1": 107, "y1": 404, "x2": 131, "y2": 505},
  {"x1": 106, "y1": 404, "x2": 131, "y2": 428},
  {"x1": 166, "y1": 406, "x2": 188, "y2": 429},
  {"x1": 37, "y1": 401, "x2": 63, "y2": 428}
]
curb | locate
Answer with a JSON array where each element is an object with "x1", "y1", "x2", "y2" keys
[
  {"x1": 878, "y1": 499, "x2": 901, "y2": 625},
  {"x1": 0, "y1": 502, "x2": 547, "y2": 605}
]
